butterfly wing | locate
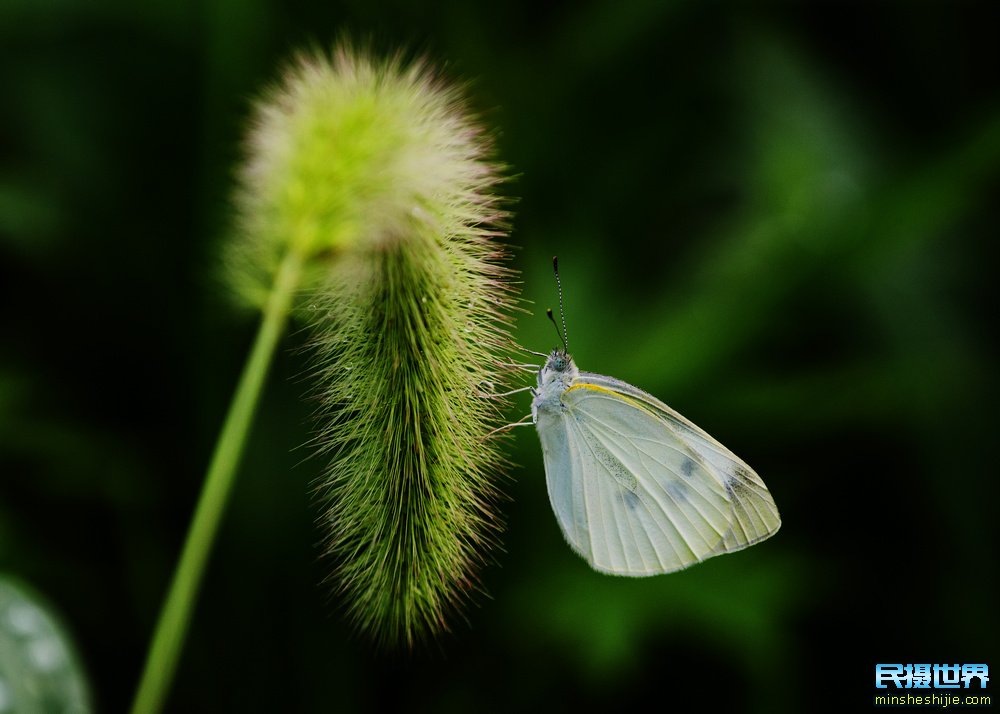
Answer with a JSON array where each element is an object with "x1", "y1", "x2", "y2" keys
[
  {"x1": 537, "y1": 374, "x2": 780, "y2": 576},
  {"x1": 579, "y1": 373, "x2": 781, "y2": 555},
  {"x1": 537, "y1": 382, "x2": 730, "y2": 575},
  {"x1": 535, "y1": 408, "x2": 595, "y2": 561}
]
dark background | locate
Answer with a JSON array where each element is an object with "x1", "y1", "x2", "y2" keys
[{"x1": 2, "y1": 1, "x2": 998, "y2": 712}]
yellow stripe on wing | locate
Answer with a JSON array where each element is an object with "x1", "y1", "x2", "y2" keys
[{"x1": 564, "y1": 382, "x2": 653, "y2": 416}]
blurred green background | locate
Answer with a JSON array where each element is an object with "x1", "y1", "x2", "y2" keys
[{"x1": 1, "y1": 1, "x2": 998, "y2": 712}]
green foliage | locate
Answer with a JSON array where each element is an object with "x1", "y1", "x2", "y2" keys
[{"x1": 0, "y1": 576, "x2": 92, "y2": 714}]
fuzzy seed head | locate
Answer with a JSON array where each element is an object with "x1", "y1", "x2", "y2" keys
[
  {"x1": 230, "y1": 45, "x2": 517, "y2": 646},
  {"x1": 229, "y1": 46, "x2": 504, "y2": 307}
]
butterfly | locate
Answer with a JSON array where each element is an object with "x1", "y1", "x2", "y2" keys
[{"x1": 523, "y1": 258, "x2": 780, "y2": 576}]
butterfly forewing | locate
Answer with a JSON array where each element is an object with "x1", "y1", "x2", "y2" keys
[
  {"x1": 542, "y1": 383, "x2": 733, "y2": 575},
  {"x1": 579, "y1": 372, "x2": 781, "y2": 554},
  {"x1": 568, "y1": 413, "x2": 696, "y2": 573},
  {"x1": 713, "y1": 466, "x2": 780, "y2": 553}
]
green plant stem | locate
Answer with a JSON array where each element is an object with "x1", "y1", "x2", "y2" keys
[{"x1": 130, "y1": 249, "x2": 304, "y2": 714}]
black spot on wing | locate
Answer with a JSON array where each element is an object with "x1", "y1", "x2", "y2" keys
[
  {"x1": 680, "y1": 457, "x2": 696, "y2": 478},
  {"x1": 666, "y1": 481, "x2": 689, "y2": 503},
  {"x1": 727, "y1": 465, "x2": 753, "y2": 497}
]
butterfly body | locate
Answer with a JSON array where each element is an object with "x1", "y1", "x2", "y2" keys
[{"x1": 531, "y1": 349, "x2": 780, "y2": 576}]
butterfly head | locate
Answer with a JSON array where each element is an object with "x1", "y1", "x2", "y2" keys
[
  {"x1": 537, "y1": 349, "x2": 578, "y2": 390},
  {"x1": 548, "y1": 349, "x2": 570, "y2": 372},
  {"x1": 532, "y1": 349, "x2": 579, "y2": 416}
]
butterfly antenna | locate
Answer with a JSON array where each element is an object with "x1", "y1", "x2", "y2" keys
[
  {"x1": 551, "y1": 256, "x2": 570, "y2": 351},
  {"x1": 546, "y1": 308, "x2": 567, "y2": 352}
]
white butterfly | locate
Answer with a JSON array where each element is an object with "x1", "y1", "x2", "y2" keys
[
  {"x1": 520, "y1": 258, "x2": 780, "y2": 576},
  {"x1": 530, "y1": 348, "x2": 780, "y2": 576}
]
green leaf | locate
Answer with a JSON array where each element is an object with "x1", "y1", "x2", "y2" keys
[{"x1": 0, "y1": 575, "x2": 92, "y2": 714}]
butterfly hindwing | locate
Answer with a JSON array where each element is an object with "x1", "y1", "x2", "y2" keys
[{"x1": 536, "y1": 407, "x2": 593, "y2": 560}]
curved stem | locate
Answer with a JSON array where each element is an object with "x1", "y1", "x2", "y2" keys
[{"x1": 130, "y1": 249, "x2": 304, "y2": 714}]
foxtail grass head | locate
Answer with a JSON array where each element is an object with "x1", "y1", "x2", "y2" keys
[{"x1": 227, "y1": 45, "x2": 517, "y2": 647}]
